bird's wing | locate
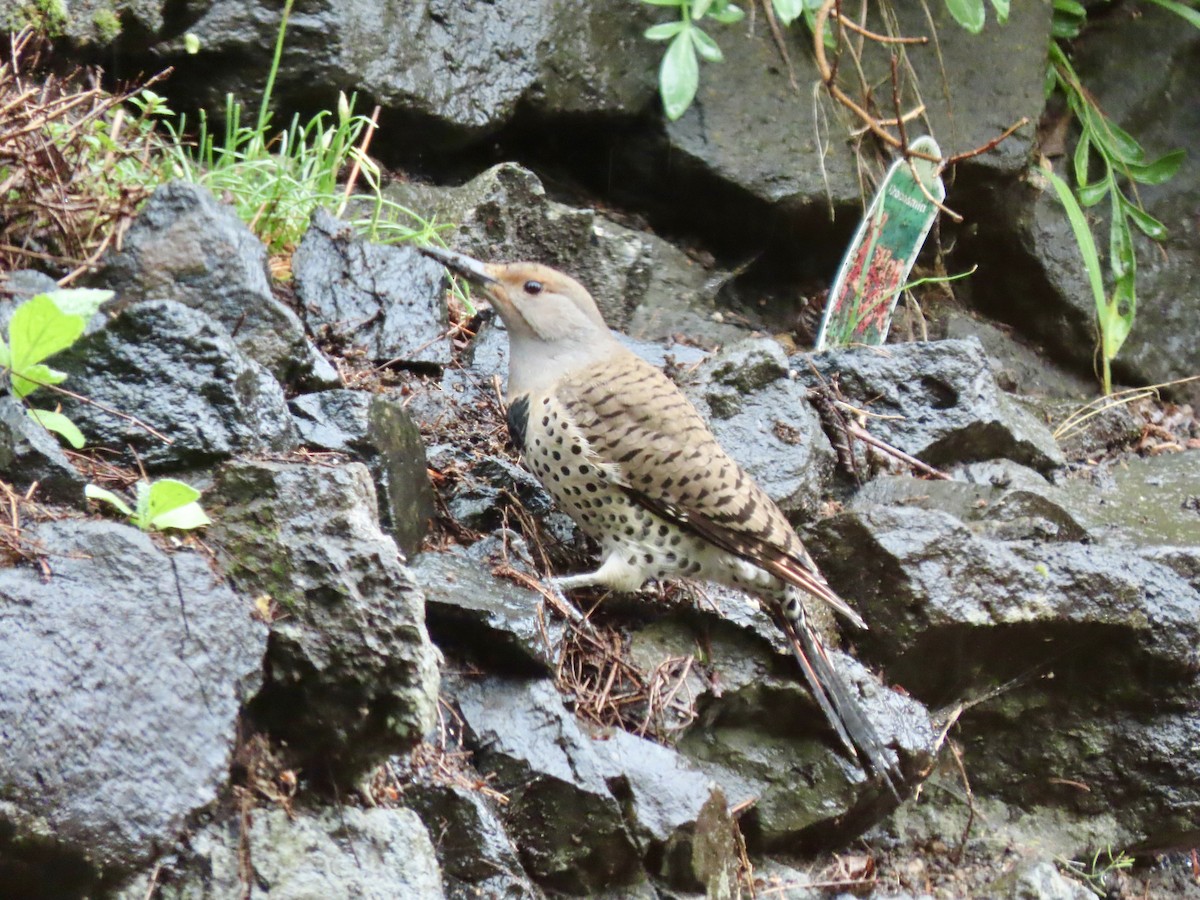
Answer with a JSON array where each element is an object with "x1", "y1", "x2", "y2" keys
[{"x1": 554, "y1": 352, "x2": 866, "y2": 628}]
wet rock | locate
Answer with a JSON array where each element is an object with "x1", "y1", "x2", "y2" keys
[
  {"x1": 99, "y1": 181, "x2": 333, "y2": 388},
  {"x1": 801, "y1": 338, "x2": 1065, "y2": 474},
  {"x1": 1018, "y1": 395, "x2": 1142, "y2": 463},
  {"x1": 0, "y1": 521, "x2": 265, "y2": 887},
  {"x1": 590, "y1": 727, "x2": 732, "y2": 891},
  {"x1": 813, "y1": 503, "x2": 1200, "y2": 840},
  {"x1": 1140, "y1": 545, "x2": 1200, "y2": 591},
  {"x1": 816, "y1": 504, "x2": 1200, "y2": 693},
  {"x1": 685, "y1": 339, "x2": 836, "y2": 520},
  {"x1": 411, "y1": 545, "x2": 563, "y2": 674},
  {"x1": 449, "y1": 675, "x2": 645, "y2": 893},
  {"x1": 1057, "y1": 451, "x2": 1200, "y2": 548},
  {"x1": 986, "y1": 859, "x2": 1095, "y2": 900},
  {"x1": 0, "y1": 396, "x2": 86, "y2": 506},
  {"x1": 289, "y1": 389, "x2": 437, "y2": 557},
  {"x1": 625, "y1": 609, "x2": 935, "y2": 848},
  {"x1": 387, "y1": 163, "x2": 743, "y2": 344},
  {"x1": 293, "y1": 209, "x2": 451, "y2": 366},
  {"x1": 54, "y1": 300, "x2": 298, "y2": 470},
  {"x1": 404, "y1": 780, "x2": 540, "y2": 900},
  {"x1": 118, "y1": 805, "x2": 443, "y2": 899},
  {"x1": 852, "y1": 460, "x2": 1089, "y2": 543},
  {"x1": 206, "y1": 460, "x2": 439, "y2": 780},
  {"x1": 941, "y1": 312, "x2": 1094, "y2": 400}
]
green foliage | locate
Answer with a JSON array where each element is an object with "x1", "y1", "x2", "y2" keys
[
  {"x1": 640, "y1": 0, "x2": 1009, "y2": 119},
  {"x1": 0, "y1": 289, "x2": 111, "y2": 448},
  {"x1": 1059, "y1": 847, "x2": 1135, "y2": 896},
  {"x1": 944, "y1": 0, "x2": 1009, "y2": 33},
  {"x1": 0, "y1": 0, "x2": 67, "y2": 37},
  {"x1": 640, "y1": 0, "x2": 745, "y2": 120},
  {"x1": 91, "y1": 8, "x2": 121, "y2": 42},
  {"x1": 1046, "y1": 19, "x2": 1189, "y2": 393},
  {"x1": 134, "y1": 0, "x2": 445, "y2": 254},
  {"x1": 86, "y1": 479, "x2": 212, "y2": 532}
]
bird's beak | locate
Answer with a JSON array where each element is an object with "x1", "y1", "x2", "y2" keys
[{"x1": 419, "y1": 245, "x2": 500, "y2": 288}]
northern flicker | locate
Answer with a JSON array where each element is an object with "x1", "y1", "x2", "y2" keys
[{"x1": 421, "y1": 245, "x2": 900, "y2": 793}]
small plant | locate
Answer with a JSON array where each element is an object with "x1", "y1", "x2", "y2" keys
[
  {"x1": 944, "y1": 0, "x2": 1010, "y2": 33},
  {"x1": 85, "y1": 479, "x2": 212, "y2": 532},
  {"x1": 640, "y1": 0, "x2": 746, "y2": 120},
  {"x1": 1046, "y1": 3, "x2": 1192, "y2": 393},
  {"x1": 1059, "y1": 846, "x2": 1135, "y2": 896},
  {"x1": 0, "y1": 288, "x2": 111, "y2": 448},
  {"x1": 144, "y1": 0, "x2": 445, "y2": 254}
]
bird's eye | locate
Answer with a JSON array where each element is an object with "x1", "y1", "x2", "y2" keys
[{"x1": 523, "y1": 280, "x2": 543, "y2": 295}]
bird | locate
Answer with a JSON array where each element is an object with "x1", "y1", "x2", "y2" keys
[{"x1": 420, "y1": 245, "x2": 901, "y2": 794}]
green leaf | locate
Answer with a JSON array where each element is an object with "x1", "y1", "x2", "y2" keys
[
  {"x1": 945, "y1": 0, "x2": 986, "y2": 33},
  {"x1": 707, "y1": 3, "x2": 745, "y2": 23},
  {"x1": 660, "y1": 31, "x2": 700, "y2": 120},
  {"x1": 150, "y1": 501, "x2": 212, "y2": 531},
  {"x1": 85, "y1": 483, "x2": 134, "y2": 517},
  {"x1": 989, "y1": 0, "x2": 1010, "y2": 23},
  {"x1": 1072, "y1": 134, "x2": 1090, "y2": 188},
  {"x1": 1123, "y1": 149, "x2": 1185, "y2": 185},
  {"x1": 8, "y1": 294, "x2": 86, "y2": 374},
  {"x1": 134, "y1": 479, "x2": 152, "y2": 529},
  {"x1": 44, "y1": 288, "x2": 112, "y2": 319},
  {"x1": 1123, "y1": 202, "x2": 1167, "y2": 240},
  {"x1": 645, "y1": 21, "x2": 686, "y2": 40},
  {"x1": 690, "y1": 27, "x2": 724, "y2": 62},
  {"x1": 640, "y1": 0, "x2": 686, "y2": 5},
  {"x1": 1109, "y1": 196, "x2": 1134, "y2": 281},
  {"x1": 692, "y1": 0, "x2": 714, "y2": 18},
  {"x1": 772, "y1": 0, "x2": 805, "y2": 25},
  {"x1": 1143, "y1": 0, "x2": 1200, "y2": 28},
  {"x1": 1085, "y1": 109, "x2": 1145, "y2": 166},
  {"x1": 1077, "y1": 179, "x2": 1109, "y2": 208},
  {"x1": 1053, "y1": 0, "x2": 1087, "y2": 16},
  {"x1": 27, "y1": 408, "x2": 85, "y2": 448},
  {"x1": 1043, "y1": 165, "x2": 1106, "y2": 323},
  {"x1": 11, "y1": 362, "x2": 68, "y2": 399},
  {"x1": 145, "y1": 479, "x2": 209, "y2": 531},
  {"x1": 1052, "y1": 17, "x2": 1083, "y2": 38}
]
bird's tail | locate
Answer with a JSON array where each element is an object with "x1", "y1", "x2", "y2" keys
[{"x1": 775, "y1": 589, "x2": 901, "y2": 798}]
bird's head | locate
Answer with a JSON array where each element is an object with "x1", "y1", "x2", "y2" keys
[{"x1": 420, "y1": 246, "x2": 609, "y2": 344}]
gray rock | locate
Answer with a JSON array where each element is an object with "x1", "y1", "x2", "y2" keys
[
  {"x1": 0, "y1": 396, "x2": 86, "y2": 506},
  {"x1": 289, "y1": 389, "x2": 437, "y2": 557},
  {"x1": 986, "y1": 859, "x2": 1094, "y2": 900},
  {"x1": 817, "y1": 504, "x2": 1200, "y2": 684},
  {"x1": 1139, "y1": 545, "x2": 1200, "y2": 591},
  {"x1": 852, "y1": 460, "x2": 1090, "y2": 543},
  {"x1": 813, "y1": 503, "x2": 1200, "y2": 840},
  {"x1": 122, "y1": 806, "x2": 444, "y2": 899},
  {"x1": 207, "y1": 460, "x2": 439, "y2": 779},
  {"x1": 685, "y1": 338, "x2": 836, "y2": 520},
  {"x1": 590, "y1": 727, "x2": 732, "y2": 891},
  {"x1": 0, "y1": 521, "x2": 266, "y2": 878},
  {"x1": 802, "y1": 338, "x2": 1065, "y2": 474},
  {"x1": 411, "y1": 546, "x2": 563, "y2": 674},
  {"x1": 450, "y1": 675, "x2": 645, "y2": 893},
  {"x1": 99, "y1": 181, "x2": 331, "y2": 387},
  {"x1": 386, "y1": 163, "x2": 744, "y2": 344},
  {"x1": 293, "y1": 209, "x2": 451, "y2": 365},
  {"x1": 54, "y1": 300, "x2": 298, "y2": 470},
  {"x1": 404, "y1": 780, "x2": 540, "y2": 900},
  {"x1": 1057, "y1": 451, "x2": 1200, "y2": 549}
]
